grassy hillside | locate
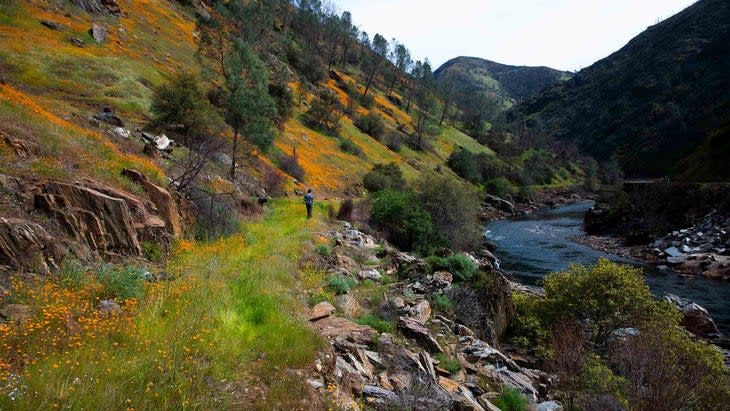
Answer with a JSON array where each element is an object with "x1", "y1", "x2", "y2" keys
[
  {"x1": 0, "y1": 1, "x2": 502, "y2": 197},
  {"x1": 510, "y1": 0, "x2": 730, "y2": 181},
  {"x1": 0, "y1": 199, "x2": 330, "y2": 409},
  {"x1": 434, "y1": 56, "x2": 571, "y2": 107}
]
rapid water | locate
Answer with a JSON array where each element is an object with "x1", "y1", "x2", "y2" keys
[{"x1": 485, "y1": 201, "x2": 730, "y2": 335}]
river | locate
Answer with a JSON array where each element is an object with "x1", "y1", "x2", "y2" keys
[{"x1": 485, "y1": 201, "x2": 730, "y2": 335}]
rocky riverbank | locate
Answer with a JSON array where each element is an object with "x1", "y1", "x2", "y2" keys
[
  {"x1": 305, "y1": 222, "x2": 562, "y2": 410},
  {"x1": 577, "y1": 210, "x2": 730, "y2": 281},
  {"x1": 479, "y1": 186, "x2": 594, "y2": 222}
]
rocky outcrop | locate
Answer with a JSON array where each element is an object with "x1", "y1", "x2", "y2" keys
[
  {"x1": 35, "y1": 181, "x2": 142, "y2": 256},
  {"x1": 664, "y1": 293, "x2": 723, "y2": 340},
  {"x1": 0, "y1": 171, "x2": 182, "y2": 275},
  {"x1": 0, "y1": 217, "x2": 63, "y2": 275},
  {"x1": 122, "y1": 169, "x2": 182, "y2": 238},
  {"x1": 72, "y1": 0, "x2": 121, "y2": 15}
]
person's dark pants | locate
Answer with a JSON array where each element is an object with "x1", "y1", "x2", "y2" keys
[{"x1": 306, "y1": 203, "x2": 312, "y2": 219}]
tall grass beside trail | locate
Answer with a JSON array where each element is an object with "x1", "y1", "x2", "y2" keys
[{"x1": 0, "y1": 200, "x2": 328, "y2": 410}]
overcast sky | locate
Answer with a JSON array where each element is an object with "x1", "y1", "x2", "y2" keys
[{"x1": 335, "y1": 0, "x2": 697, "y2": 71}]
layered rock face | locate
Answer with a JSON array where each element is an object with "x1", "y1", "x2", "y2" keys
[{"x1": 0, "y1": 171, "x2": 182, "y2": 277}]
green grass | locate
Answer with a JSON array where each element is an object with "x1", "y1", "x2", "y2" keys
[
  {"x1": 434, "y1": 352, "x2": 462, "y2": 374},
  {"x1": 0, "y1": 200, "x2": 328, "y2": 409},
  {"x1": 353, "y1": 313, "x2": 394, "y2": 333},
  {"x1": 493, "y1": 388, "x2": 529, "y2": 411},
  {"x1": 327, "y1": 275, "x2": 357, "y2": 295}
]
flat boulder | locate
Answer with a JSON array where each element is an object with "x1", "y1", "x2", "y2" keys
[
  {"x1": 307, "y1": 301, "x2": 336, "y2": 321},
  {"x1": 0, "y1": 304, "x2": 34, "y2": 325},
  {"x1": 335, "y1": 294, "x2": 362, "y2": 317},
  {"x1": 314, "y1": 316, "x2": 377, "y2": 345},
  {"x1": 398, "y1": 316, "x2": 442, "y2": 353},
  {"x1": 90, "y1": 23, "x2": 107, "y2": 43}
]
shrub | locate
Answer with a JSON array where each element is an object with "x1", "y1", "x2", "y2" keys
[
  {"x1": 354, "y1": 112, "x2": 385, "y2": 139},
  {"x1": 363, "y1": 163, "x2": 406, "y2": 193},
  {"x1": 58, "y1": 261, "x2": 93, "y2": 289},
  {"x1": 141, "y1": 241, "x2": 163, "y2": 262},
  {"x1": 540, "y1": 258, "x2": 668, "y2": 347},
  {"x1": 613, "y1": 323, "x2": 730, "y2": 410},
  {"x1": 354, "y1": 313, "x2": 394, "y2": 333},
  {"x1": 432, "y1": 294, "x2": 453, "y2": 313},
  {"x1": 493, "y1": 388, "x2": 529, "y2": 411},
  {"x1": 299, "y1": 54, "x2": 326, "y2": 84},
  {"x1": 314, "y1": 244, "x2": 331, "y2": 257},
  {"x1": 304, "y1": 89, "x2": 342, "y2": 133},
  {"x1": 147, "y1": 72, "x2": 223, "y2": 147},
  {"x1": 96, "y1": 265, "x2": 145, "y2": 300},
  {"x1": 448, "y1": 147, "x2": 479, "y2": 182},
  {"x1": 414, "y1": 172, "x2": 482, "y2": 250},
  {"x1": 384, "y1": 132, "x2": 403, "y2": 152},
  {"x1": 308, "y1": 292, "x2": 333, "y2": 307},
  {"x1": 426, "y1": 254, "x2": 478, "y2": 282},
  {"x1": 339, "y1": 138, "x2": 363, "y2": 156},
  {"x1": 445, "y1": 286, "x2": 486, "y2": 335},
  {"x1": 509, "y1": 293, "x2": 551, "y2": 356},
  {"x1": 370, "y1": 189, "x2": 444, "y2": 255},
  {"x1": 278, "y1": 148, "x2": 305, "y2": 181},
  {"x1": 434, "y1": 353, "x2": 462, "y2": 374},
  {"x1": 359, "y1": 92, "x2": 375, "y2": 108},
  {"x1": 336, "y1": 198, "x2": 354, "y2": 221},
  {"x1": 327, "y1": 276, "x2": 357, "y2": 295},
  {"x1": 485, "y1": 176, "x2": 515, "y2": 198},
  {"x1": 189, "y1": 187, "x2": 241, "y2": 241}
]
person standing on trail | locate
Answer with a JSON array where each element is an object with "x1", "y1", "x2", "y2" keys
[{"x1": 303, "y1": 189, "x2": 314, "y2": 219}]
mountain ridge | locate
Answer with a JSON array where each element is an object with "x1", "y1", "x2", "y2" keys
[
  {"x1": 509, "y1": 0, "x2": 730, "y2": 180},
  {"x1": 434, "y1": 56, "x2": 571, "y2": 106}
]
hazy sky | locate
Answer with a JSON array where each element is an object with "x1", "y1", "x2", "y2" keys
[{"x1": 335, "y1": 0, "x2": 697, "y2": 71}]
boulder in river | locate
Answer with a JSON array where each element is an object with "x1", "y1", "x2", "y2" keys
[{"x1": 664, "y1": 293, "x2": 722, "y2": 339}]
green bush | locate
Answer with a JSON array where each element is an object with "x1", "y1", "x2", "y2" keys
[
  {"x1": 363, "y1": 163, "x2": 406, "y2": 193},
  {"x1": 493, "y1": 388, "x2": 529, "y2": 411},
  {"x1": 384, "y1": 132, "x2": 403, "y2": 152},
  {"x1": 434, "y1": 352, "x2": 462, "y2": 374},
  {"x1": 432, "y1": 294, "x2": 454, "y2": 312},
  {"x1": 448, "y1": 146, "x2": 479, "y2": 182},
  {"x1": 370, "y1": 189, "x2": 444, "y2": 255},
  {"x1": 354, "y1": 112, "x2": 385, "y2": 139},
  {"x1": 314, "y1": 244, "x2": 331, "y2": 257},
  {"x1": 147, "y1": 72, "x2": 224, "y2": 147},
  {"x1": 485, "y1": 176, "x2": 516, "y2": 198},
  {"x1": 268, "y1": 82, "x2": 294, "y2": 125},
  {"x1": 141, "y1": 241, "x2": 163, "y2": 262},
  {"x1": 426, "y1": 254, "x2": 478, "y2": 282},
  {"x1": 354, "y1": 313, "x2": 394, "y2": 333},
  {"x1": 339, "y1": 138, "x2": 363, "y2": 156},
  {"x1": 540, "y1": 258, "x2": 669, "y2": 347},
  {"x1": 96, "y1": 265, "x2": 145, "y2": 300},
  {"x1": 326, "y1": 276, "x2": 357, "y2": 295},
  {"x1": 413, "y1": 172, "x2": 482, "y2": 251},
  {"x1": 304, "y1": 89, "x2": 342, "y2": 133},
  {"x1": 359, "y1": 93, "x2": 375, "y2": 108},
  {"x1": 308, "y1": 291, "x2": 333, "y2": 307}
]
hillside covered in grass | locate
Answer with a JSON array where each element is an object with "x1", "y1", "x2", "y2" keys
[{"x1": 509, "y1": 0, "x2": 730, "y2": 181}]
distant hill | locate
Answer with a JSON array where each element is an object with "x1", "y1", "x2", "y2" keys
[
  {"x1": 510, "y1": 0, "x2": 730, "y2": 181},
  {"x1": 434, "y1": 56, "x2": 571, "y2": 106}
]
